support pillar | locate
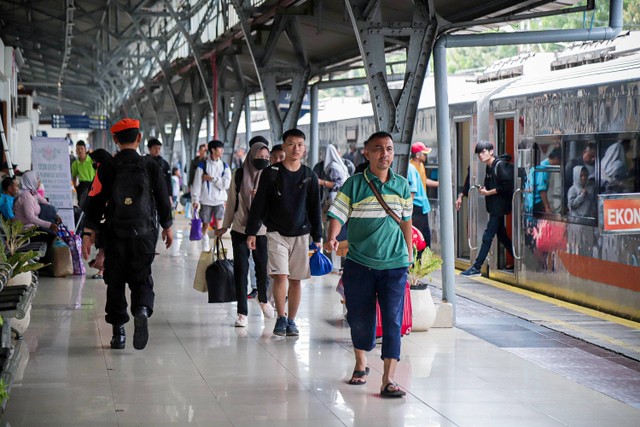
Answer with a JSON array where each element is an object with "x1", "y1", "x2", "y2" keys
[{"x1": 309, "y1": 83, "x2": 319, "y2": 168}]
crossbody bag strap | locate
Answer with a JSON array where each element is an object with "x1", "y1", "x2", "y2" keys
[{"x1": 366, "y1": 179, "x2": 402, "y2": 225}]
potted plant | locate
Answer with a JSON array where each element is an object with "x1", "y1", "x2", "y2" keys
[
  {"x1": 408, "y1": 247, "x2": 443, "y2": 332},
  {"x1": 0, "y1": 218, "x2": 47, "y2": 336},
  {"x1": 0, "y1": 217, "x2": 47, "y2": 285}
]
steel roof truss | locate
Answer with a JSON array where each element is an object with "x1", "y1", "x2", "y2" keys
[{"x1": 346, "y1": 0, "x2": 437, "y2": 173}]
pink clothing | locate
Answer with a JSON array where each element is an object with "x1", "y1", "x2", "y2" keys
[{"x1": 14, "y1": 192, "x2": 52, "y2": 230}]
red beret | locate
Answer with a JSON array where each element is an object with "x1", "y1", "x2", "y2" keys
[{"x1": 111, "y1": 118, "x2": 140, "y2": 134}]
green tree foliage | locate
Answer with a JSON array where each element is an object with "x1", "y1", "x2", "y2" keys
[{"x1": 445, "y1": 0, "x2": 640, "y2": 74}]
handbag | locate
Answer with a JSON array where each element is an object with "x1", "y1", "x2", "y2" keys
[
  {"x1": 189, "y1": 209, "x2": 203, "y2": 241},
  {"x1": 46, "y1": 237, "x2": 73, "y2": 277},
  {"x1": 58, "y1": 223, "x2": 85, "y2": 275},
  {"x1": 205, "y1": 237, "x2": 235, "y2": 303},
  {"x1": 193, "y1": 249, "x2": 215, "y2": 293},
  {"x1": 179, "y1": 192, "x2": 191, "y2": 207},
  {"x1": 38, "y1": 203, "x2": 58, "y2": 223},
  {"x1": 309, "y1": 242, "x2": 332, "y2": 276}
]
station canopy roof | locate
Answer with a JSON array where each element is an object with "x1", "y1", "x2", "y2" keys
[{"x1": 0, "y1": 0, "x2": 582, "y2": 118}]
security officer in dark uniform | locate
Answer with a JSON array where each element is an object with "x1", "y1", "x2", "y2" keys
[{"x1": 81, "y1": 118, "x2": 173, "y2": 350}]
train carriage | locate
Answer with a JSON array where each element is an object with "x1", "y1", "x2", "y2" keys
[{"x1": 486, "y1": 49, "x2": 640, "y2": 320}]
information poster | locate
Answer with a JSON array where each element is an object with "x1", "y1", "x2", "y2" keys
[{"x1": 31, "y1": 137, "x2": 75, "y2": 231}]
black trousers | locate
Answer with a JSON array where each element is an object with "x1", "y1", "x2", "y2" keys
[
  {"x1": 412, "y1": 208, "x2": 431, "y2": 249},
  {"x1": 230, "y1": 231, "x2": 268, "y2": 315},
  {"x1": 76, "y1": 181, "x2": 92, "y2": 210},
  {"x1": 473, "y1": 214, "x2": 514, "y2": 270},
  {"x1": 103, "y1": 232, "x2": 156, "y2": 325}
]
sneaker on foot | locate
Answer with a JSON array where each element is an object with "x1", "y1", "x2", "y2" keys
[
  {"x1": 247, "y1": 289, "x2": 258, "y2": 299},
  {"x1": 286, "y1": 318, "x2": 299, "y2": 336},
  {"x1": 273, "y1": 316, "x2": 288, "y2": 336},
  {"x1": 235, "y1": 314, "x2": 248, "y2": 327},
  {"x1": 201, "y1": 235, "x2": 210, "y2": 252},
  {"x1": 461, "y1": 266, "x2": 481, "y2": 277},
  {"x1": 260, "y1": 302, "x2": 275, "y2": 319}
]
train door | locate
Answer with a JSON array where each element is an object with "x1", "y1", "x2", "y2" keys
[
  {"x1": 455, "y1": 119, "x2": 473, "y2": 270},
  {"x1": 489, "y1": 116, "x2": 516, "y2": 283}
]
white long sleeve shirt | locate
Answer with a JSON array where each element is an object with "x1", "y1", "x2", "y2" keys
[{"x1": 191, "y1": 157, "x2": 231, "y2": 206}]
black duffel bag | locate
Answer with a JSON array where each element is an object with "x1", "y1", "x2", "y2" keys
[{"x1": 205, "y1": 237, "x2": 235, "y2": 303}]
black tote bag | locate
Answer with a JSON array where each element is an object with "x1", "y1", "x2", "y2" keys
[{"x1": 205, "y1": 237, "x2": 236, "y2": 303}]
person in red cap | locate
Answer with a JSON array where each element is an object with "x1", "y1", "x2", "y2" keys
[
  {"x1": 409, "y1": 142, "x2": 438, "y2": 247},
  {"x1": 81, "y1": 118, "x2": 174, "y2": 350}
]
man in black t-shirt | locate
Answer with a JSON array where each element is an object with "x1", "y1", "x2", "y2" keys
[
  {"x1": 462, "y1": 141, "x2": 514, "y2": 277},
  {"x1": 246, "y1": 128, "x2": 322, "y2": 337}
]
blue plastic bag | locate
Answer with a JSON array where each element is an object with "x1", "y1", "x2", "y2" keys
[{"x1": 309, "y1": 243, "x2": 333, "y2": 276}]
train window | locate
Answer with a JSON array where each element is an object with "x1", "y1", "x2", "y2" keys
[
  {"x1": 525, "y1": 142, "x2": 562, "y2": 216},
  {"x1": 598, "y1": 136, "x2": 638, "y2": 194},
  {"x1": 562, "y1": 138, "x2": 597, "y2": 221}
]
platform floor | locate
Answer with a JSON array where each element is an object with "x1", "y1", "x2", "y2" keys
[{"x1": 2, "y1": 219, "x2": 640, "y2": 426}]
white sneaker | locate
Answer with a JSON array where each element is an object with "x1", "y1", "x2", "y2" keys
[
  {"x1": 260, "y1": 302, "x2": 275, "y2": 319},
  {"x1": 201, "y1": 235, "x2": 210, "y2": 252},
  {"x1": 234, "y1": 314, "x2": 248, "y2": 327}
]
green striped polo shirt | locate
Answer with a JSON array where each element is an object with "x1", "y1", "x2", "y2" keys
[{"x1": 327, "y1": 167, "x2": 412, "y2": 270}]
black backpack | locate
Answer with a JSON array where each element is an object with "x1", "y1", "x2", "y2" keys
[
  {"x1": 493, "y1": 158, "x2": 515, "y2": 196},
  {"x1": 109, "y1": 157, "x2": 155, "y2": 237}
]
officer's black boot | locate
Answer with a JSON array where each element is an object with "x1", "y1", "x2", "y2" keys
[
  {"x1": 110, "y1": 324, "x2": 126, "y2": 349},
  {"x1": 133, "y1": 307, "x2": 149, "y2": 350}
]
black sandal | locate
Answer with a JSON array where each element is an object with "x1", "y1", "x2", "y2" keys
[
  {"x1": 347, "y1": 367, "x2": 370, "y2": 385},
  {"x1": 380, "y1": 383, "x2": 406, "y2": 398}
]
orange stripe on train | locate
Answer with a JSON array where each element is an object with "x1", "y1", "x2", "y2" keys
[{"x1": 558, "y1": 251, "x2": 640, "y2": 292}]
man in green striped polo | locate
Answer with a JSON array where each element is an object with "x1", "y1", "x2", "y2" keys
[{"x1": 324, "y1": 131, "x2": 413, "y2": 398}]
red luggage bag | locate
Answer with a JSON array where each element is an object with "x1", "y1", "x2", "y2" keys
[{"x1": 376, "y1": 280, "x2": 412, "y2": 338}]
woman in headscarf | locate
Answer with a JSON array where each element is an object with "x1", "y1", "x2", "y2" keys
[
  {"x1": 568, "y1": 165, "x2": 595, "y2": 218},
  {"x1": 13, "y1": 170, "x2": 59, "y2": 241},
  {"x1": 318, "y1": 144, "x2": 350, "y2": 204},
  {"x1": 217, "y1": 141, "x2": 274, "y2": 327},
  {"x1": 319, "y1": 144, "x2": 350, "y2": 273}
]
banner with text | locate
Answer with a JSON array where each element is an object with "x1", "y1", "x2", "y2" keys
[
  {"x1": 31, "y1": 137, "x2": 75, "y2": 231},
  {"x1": 599, "y1": 194, "x2": 640, "y2": 235}
]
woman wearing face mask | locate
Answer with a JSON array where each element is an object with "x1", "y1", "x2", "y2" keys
[{"x1": 217, "y1": 142, "x2": 274, "y2": 326}]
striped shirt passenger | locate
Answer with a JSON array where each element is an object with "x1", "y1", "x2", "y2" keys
[{"x1": 324, "y1": 131, "x2": 413, "y2": 399}]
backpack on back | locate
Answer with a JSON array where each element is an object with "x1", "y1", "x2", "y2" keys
[
  {"x1": 110, "y1": 157, "x2": 155, "y2": 237},
  {"x1": 493, "y1": 158, "x2": 515, "y2": 196}
]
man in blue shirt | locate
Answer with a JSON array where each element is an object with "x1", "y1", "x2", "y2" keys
[
  {"x1": 0, "y1": 176, "x2": 19, "y2": 220},
  {"x1": 407, "y1": 143, "x2": 437, "y2": 249}
]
